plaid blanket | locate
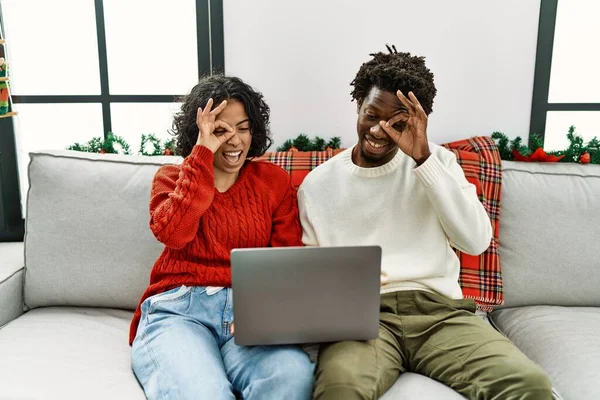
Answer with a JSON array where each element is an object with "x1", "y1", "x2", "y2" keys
[
  {"x1": 258, "y1": 136, "x2": 503, "y2": 310},
  {"x1": 442, "y1": 136, "x2": 503, "y2": 310},
  {"x1": 257, "y1": 147, "x2": 345, "y2": 188}
]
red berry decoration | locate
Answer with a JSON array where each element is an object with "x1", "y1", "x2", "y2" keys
[
  {"x1": 579, "y1": 152, "x2": 591, "y2": 164},
  {"x1": 98, "y1": 149, "x2": 106, "y2": 154},
  {"x1": 163, "y1": 148, "x2": 172, "y2": 156}
]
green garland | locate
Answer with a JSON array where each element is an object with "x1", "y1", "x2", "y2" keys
[
  {"x1": 67, "y1": 132, "x2": 131, "y2": 155},
  {"x1": 68, "y1": 133, "x2": 178, "y2": 156},
  {"x1": 139, "y1": 134, "x2": 163, "y2": 156},
  {"x1": 69, "y1": 132, "x2": 342, "y2": 155},
  {"x1": 492, "y1": 126, "x2": 600, "y2": 164},
  {"x1": 276, "y1": 134, "x2": 342, "y2": 152}
]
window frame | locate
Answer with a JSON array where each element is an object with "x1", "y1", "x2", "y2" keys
[
  {"x1": 0, "y1": 0, "x2": 224, "y2": 241},
  {"x1": 529, "y1": 0, "x2": 600, "y2": 144}
]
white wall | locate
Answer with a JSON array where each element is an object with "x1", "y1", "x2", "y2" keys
[{"x1": 224, "y1": 0, "x2": 541, "y2": 149}]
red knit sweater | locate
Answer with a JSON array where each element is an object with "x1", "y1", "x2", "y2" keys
[{"x1": 129, "y1": 145, "x2": 303, "y2": 344}]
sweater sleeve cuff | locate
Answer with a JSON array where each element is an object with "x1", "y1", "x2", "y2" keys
[
  {"x1": 413, "y1": 154, "x2": 445, "y2": 188},
  {"x1": 188, "y1": 145, "x2": 214, "y2": 167}
]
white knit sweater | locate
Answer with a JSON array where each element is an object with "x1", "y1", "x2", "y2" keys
[{"x1": 297, "y1": 143, "x2": 492, "y2": 299}]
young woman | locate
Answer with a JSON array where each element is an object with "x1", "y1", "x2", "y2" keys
[{"x1": 130, "y1": 75, "x2": 314, "y2": 400}]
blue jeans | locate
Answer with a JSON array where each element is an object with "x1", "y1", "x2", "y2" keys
[{"x1": 132, "y1": 285, "x2": 315, "y2": 400}]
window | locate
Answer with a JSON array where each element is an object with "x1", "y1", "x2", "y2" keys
[
  {"x1": 0, "y1": 0, "x2": 224, "y2": 240},
  {"x1": 530, "y1": 0, "x2": 600, "y2": 149}
]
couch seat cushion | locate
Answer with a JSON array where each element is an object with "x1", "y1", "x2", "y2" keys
[
  {"x1": 491, "y1": 306, "x2": 600, "y2": 400},
  {"x1": 0, "y1": 308, "x2": 466, "y2": 399},
  {"x1": 0, "y1": 307, "x2": 144, "y2": 399},
  {"x1": 381, "y1": 372, "x2": 465, "y2": 399}
]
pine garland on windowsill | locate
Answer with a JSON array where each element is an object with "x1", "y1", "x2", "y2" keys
[
  {"x1": 67, "y1": 133, "x2": 132, "y2": 155},
  {"x1": 67, "y1": 133, "x2": 343, "y2": 155},
  {"x1": 276, "y1": 134, "x2": 342, "y2": 152},
  {"x1": 67, "y1": 133, "x2": 178, "y2": 156},
  {"x1": 492, "y1": 126, "x2": 600, "y2": 165},
  {"x1": 139, "y1": 133, "x2": 177, "y2": 156}
]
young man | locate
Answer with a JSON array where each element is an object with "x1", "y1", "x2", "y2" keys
[{"x1": 298, "y1": 46, "x2": 553, "y2": 400}]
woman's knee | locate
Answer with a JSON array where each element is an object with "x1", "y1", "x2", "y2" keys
[
  {"x1": 245, "y1": 347, "x2": 314, "y2": 399},
  {"x1": 271, "y1": 347, "x2": 315, "y2": 387},
  {"x1": 131, "y1": 326, "x2": 235, "y2": 400}
]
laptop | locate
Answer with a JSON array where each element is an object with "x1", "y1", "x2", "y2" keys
[{"x1": 230, "y1": 245, "x2": 381, "y2": 346}]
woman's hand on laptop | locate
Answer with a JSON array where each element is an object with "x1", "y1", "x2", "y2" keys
[{"x1": 230, "y1": 322, "x2": 235, "y2": 336}]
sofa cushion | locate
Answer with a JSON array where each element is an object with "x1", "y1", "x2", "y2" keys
[
  {"x1": 0, "y1": 307, "x2": 466, "y2": 400},
  {"x1": 491, "y1": 306, "x2": 600, "y2": 400},
  {"x1": 381, "y1": 372, "x2": 465, "y2": 399},
  {"x1": 24, "y1": 150, "x2": 181, "y2": 310},
  {"x1": 0, "y1": 307, "x2": 145, "y2": 399},
  {"x1": 499, "y1": 161, "x2": 600, "y2": 307}
]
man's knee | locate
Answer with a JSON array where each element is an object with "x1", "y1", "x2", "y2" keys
[
  {"x1": 511, "y1": 365, "x2": 553, "y2": 399},
  {"x1": 314, "y1": 355, "x2": 374, "y2": 400},
  {"x1": 489, "y1": 362, "x2": 553, "y2": 400}
]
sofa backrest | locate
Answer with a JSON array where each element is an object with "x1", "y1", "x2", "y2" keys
[
  {"x1": 24, "y1": 148, "x2": 352, "y2": 311},
  {"x1": 499, "y1": 160, "x2": 600, "y2": 308},
  {"x1": 24, "y1": 142, "x2": 503, "y2": 312},
  {"x1": 24, "y1": 150, "x2": 181, "y2": 310}
]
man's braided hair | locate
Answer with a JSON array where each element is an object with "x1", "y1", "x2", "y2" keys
[{"x1": 350, "y1": 44, "x2": 437, "y2": 115}]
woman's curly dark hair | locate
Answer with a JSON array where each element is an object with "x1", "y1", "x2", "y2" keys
[
  {"x1": 171, "y1": 75, "x2": 272, "y2": 158},
  {"x1": 350, "y1": 45, "x2": 437, "y2": 115}
]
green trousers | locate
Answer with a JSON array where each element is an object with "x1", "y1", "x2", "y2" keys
[{"x1": 313, "y1": 290, "x2": 552, "y2": 400}]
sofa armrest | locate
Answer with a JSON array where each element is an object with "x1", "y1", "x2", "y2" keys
[{"x1": 0, "y1": 242, "x2": 25, "y2": 327}]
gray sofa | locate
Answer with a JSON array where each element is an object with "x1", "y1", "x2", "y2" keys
[{"x1": 0, "y1": 149, "x2": 598, "y2": 399}]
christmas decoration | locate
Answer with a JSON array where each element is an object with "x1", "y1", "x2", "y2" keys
[
  {"x1": 276, "y1": 134, "x2": 342, "y2": 152},
  {"x1": 67, "y1": 133, "x2": 178, "y2": 156},
  {"x1": 580, "y1": 152, "x2": 591, "y2": 164},
  {"x1": 139, "y1": 133, "x2": 162, "y2": 155},
  {"x1": 512, "y1": 148, "x2": 565, "y2": 163},
  {"x1": 139, "y1": 134, "x2": 177, "y2": 156},
  {"x1": 163, "y1": 138, "x2": 176, "y2": 155},
  {"x1": 492, "y1": 126, "x2": 600, "y2": 165},
  {"x1": 67, "y1": 132, "x2": 131, "y2": 154},
  {"x1": 0, "y1": 37, "x2": 17, "y2": 118}
]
